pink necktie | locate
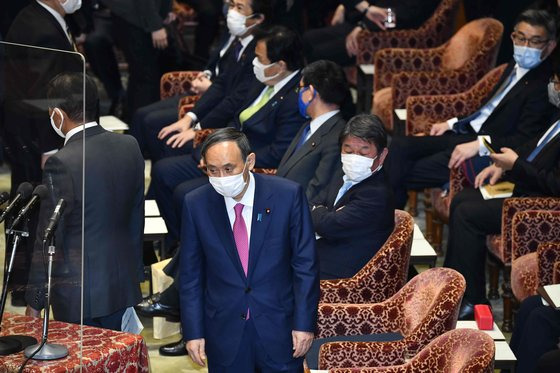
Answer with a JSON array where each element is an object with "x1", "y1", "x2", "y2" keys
[{"x1": 233, "y1": 203, "x2": 249, "y2": 276}]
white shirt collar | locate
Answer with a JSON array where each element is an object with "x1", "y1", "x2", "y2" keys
[
  {"x1": 65, "y1": 121, "x2": 99, "y2": 144},
  {"x1": 224, "y1": 172, "x2": 255, "y2": 211},
  {"x1": 309, "y1": 110, "x2": 340, "y2": 138},
  {"x1": 35, "y1": 0, "x2": 71, "y2": 43},
  {"x1": 514, "y1": 63, "x2": 529, "y2": 81},
  {"x1": 271, "y1": 70, "x2": 299, "y2": 95}
]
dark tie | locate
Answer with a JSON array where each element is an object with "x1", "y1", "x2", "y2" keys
[
  {"x1": 527, "y1": 120, "x2": 560, "y2": 161},
  {"x1": 292, "y1": 123, "x2": 311, "y2": 154},
  {"x1": 232, "y1": 39, "x2": 242, "y2": 61}
]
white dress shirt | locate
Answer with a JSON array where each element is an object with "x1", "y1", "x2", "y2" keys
[
  {"x1": 224, "y1": 172, "x2": 255, "y2": 247},
  {"x1": 65, "y1": 121, "x2": 99, "y2": 145}
]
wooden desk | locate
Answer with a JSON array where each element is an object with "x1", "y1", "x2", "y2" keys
[
  {"x1": 0, "y1": 313, "x2": 148, "y2": 372},
  {"x1": 144, "y1": 200, "x2": 160, "y2": 217}
]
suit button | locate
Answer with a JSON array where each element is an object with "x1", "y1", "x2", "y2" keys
[
  {"x1": 240, "y1": 314, "x2": 246, "y2": 320},
  {"x1": 245, "y1": 287, "x2": 251, "y2": 293}
]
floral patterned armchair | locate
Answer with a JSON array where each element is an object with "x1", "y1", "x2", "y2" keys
[
  {"x1": 372, "y1": 18, "x2": 503, "y2": 131},
  {"x1": 316, "y1": 267, "x2": 465, "y2": 369},
  {"x1": 323, "y1": 328, "x2": 495, "y2": 373},
  {"x1": 320, "y1": 210, "x2": 413, "y2": 304},
  {"x1": 355, "y1": 0, "x2": 461, "y2": 66},
  {"x1": 159, "y1": 71, "x2": 201, "y2": 100}
]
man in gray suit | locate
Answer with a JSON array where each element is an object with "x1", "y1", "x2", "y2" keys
[
  {"x1": 25, "y1": 73, "x2": 145, "y2": 330},
  {"x1": 276, "y1": 60, "x2": 348, "y2": 201}
]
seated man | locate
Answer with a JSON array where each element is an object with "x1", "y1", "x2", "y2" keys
[
  {"x1": 132, "y1": 0, "x2": 271, "y2": 162},
  {"x1": 151, "y1": 25, "x2": 305, "y2": 250},
  {"x1": 386, "y1": 9, "x2": 557, "y2": 208},
  {"x1": 310, "y1": 114, "x2": 395, "y2": 280},
  {"x1": 26, "y1": 73, "x2": 144, "y2": 330},
  {"x1": 444, "y1": 64, "x2": 560, "y2": 319},
  {"x1": 276, "y1": 59, "x2": 348, "y2": 202}
]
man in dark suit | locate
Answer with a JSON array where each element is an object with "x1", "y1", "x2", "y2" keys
[
  {"x1": 180, "y1": 128, "x2": 319, "y2": 372},
  {"x1": 444, "y1": 66, "x2": 560, "y2": 319},
  {"x1": 277, "y1": 60, "x2": 348, "y2": 202},
  {"x1": 387, "y1": 9, "x2": 558, "y2": 208},
  {"x1": 137, "y1": 0, "x2": 272, "y2": 162},
  {"x1": 151, "y1": 25, "x2": 305, "y2": 248},
  {"x1": 25, "y1": 73, "x2": 144, "y2": 330},
  {"x1": 303, "y1": 0, "x2": 440, "y2": 66},
  {"x1": 310, "y1": 114, "x2": 395, "y2": 279}
]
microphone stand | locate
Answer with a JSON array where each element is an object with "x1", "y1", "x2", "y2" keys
[
  {"x1": 24, "y1": 236, "x2": 68, "y2": 360},
  {"x1": 0, "y1": 226, "x2": 37, "y2": 355}
]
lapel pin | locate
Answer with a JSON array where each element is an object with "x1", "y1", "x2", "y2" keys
[
  {"x1": 311, "y1": 142, "x2": 316, "y2": 147},
  {"x1": 257, "y1": 213, "x2": 263, "y2": 222},
  {"x1": 265, "y1": 208, "x2": 271, "y2": 214}
]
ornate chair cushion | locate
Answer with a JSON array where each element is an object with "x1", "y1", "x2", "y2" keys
[
  {"x1": 538, "y1": 242, "x2": 560, "y2": 285},
  {"x1": 316, "y1": 267, "x2": 465, "y2": 369},
  {"x1": 159, "y1": 71, "x2": 201, "y2": 100},
  {"x1": 325, "y1": 329, "x2": 495, "y2": 373},
  {"x1": 320, "y1": 210, "x2": 414, "y2": 304}
]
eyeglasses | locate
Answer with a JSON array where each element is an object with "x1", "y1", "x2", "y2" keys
[{"x1": 511, "y1": 32, "x2": 549, "y2": 48}]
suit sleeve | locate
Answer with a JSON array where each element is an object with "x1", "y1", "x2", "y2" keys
[
  {"x1": 135, "y1": 0, "x2": 167, "y2": 32},
  {"x1": 509, "y1": 157, "x2": 560, "y2": 197},
  {"x1": 180, "y1": 199, "x2": 206, "y2": 341},
  {"x1": 130, "y1": 140, "x2": 146, "y2": 283},
  {"x1": 25, "y1": 156, "x2": 75, "y2": 310},
  {"x1": 253, "y1": 101, "x2": 305, "y2": 169},
  {"x1": 311, "y1": 182, "x2": 390, "y2": 240},
  {"x1": 491, "y1": 89, "x2": 556, "y2": 151},
  {"x1": 289, "y1": 186, "x2": 319, "y2": 332}
]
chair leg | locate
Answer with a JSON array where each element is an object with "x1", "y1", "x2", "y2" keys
[
  {"x1": 502, "y1": 265, "x2": 513, "y2": 332},
  {"x1": 407, "y1": 190, "x2": 418, "y2": 217},
  {"x1": 424, "y1": 191, "x2": 433, "y2": 243},
  {"x1": 487, "y1": 257, "x2": 500, "y2": 300}
]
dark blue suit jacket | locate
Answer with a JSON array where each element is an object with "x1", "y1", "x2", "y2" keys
[
  {"x1": 311, "y1": 168, "x2": 395, "y2": 279},
  {"x1": 179, "y1": 174, "x2": 319, "y2": 365}
]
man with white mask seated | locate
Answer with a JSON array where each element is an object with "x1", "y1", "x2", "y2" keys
[{"x1": 310, "y1": 114, "x2": 395, "y2": 280}]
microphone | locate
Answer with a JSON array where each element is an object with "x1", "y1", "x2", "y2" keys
[
  {"x1": 42, "y1": 199, "x2": 66, "y2": 242},
  {"x1": 9, "y1": 185, "x2": 48, "y2": 230},
  {"x1": 0, "y1": 182, "x2": 33, "y2": 224}
]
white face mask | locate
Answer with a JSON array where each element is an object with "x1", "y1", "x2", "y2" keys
[
  {"x1": 341, "y1": 153, "x2": 380, "y2": 182},
  {"x1": 208, "y1": 163, "x2": 248, "y2": 198},
  {"x1": 252, "y1": 57, "x2": 280, "y2": 83},
  {"x1": 50, "y1": 108, "x2": 66, "y2": 138},
  {"x1": 60, "y1": 0, "x2": 82, "y2": 14},
  {"x1": 227, "y1": 9, "x2": 255, "y2": 37}
]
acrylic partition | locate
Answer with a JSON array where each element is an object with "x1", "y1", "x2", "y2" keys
[{"x1": 0, "y1": 40, "x2": 86, "y2": 369}]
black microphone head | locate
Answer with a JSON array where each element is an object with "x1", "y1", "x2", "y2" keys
[
  {"x1": 0, "y1": 192, "x2": 9, "y2": 205},
  {"x1": 16, "y1": 182, "x2": 33, "y2": 201},
  {"x1": 32, "y1": 185, "x2": 49, "y2": 200}
]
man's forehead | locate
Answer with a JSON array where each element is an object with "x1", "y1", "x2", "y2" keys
[
  {"x1": 206, "y1": 142, "x2": 243, "y2": 161},
  {"x1": 516, "y1": 22, "x2": 547, "y2": 37}
]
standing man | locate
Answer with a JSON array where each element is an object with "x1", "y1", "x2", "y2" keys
[
  {"x1": 25, "y1": 73, "x2": 144, "y2": 330},
  {"x1": 180, "y1": 128, "x2": 319, "y2": 372}
]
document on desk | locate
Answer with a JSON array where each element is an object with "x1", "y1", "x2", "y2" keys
[
  {"x1": 538, "y1": 284, "x2": 560, "y2": 309},
  {"x1": 479, "y1": 181, "x2": 514, "y2": 200}
]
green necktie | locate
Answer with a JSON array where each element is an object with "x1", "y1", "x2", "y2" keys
[{"x1": 239, "y1": 86, "x2": 274, "y2": 124}]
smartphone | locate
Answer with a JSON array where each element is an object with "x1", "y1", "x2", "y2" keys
[{"x1": 482, "y1": 137, "x2": 496, "y2": 154}]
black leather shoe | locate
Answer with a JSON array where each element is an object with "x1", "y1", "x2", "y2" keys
[
  {"x1": 134, "y1": 293, "x2": 180, "y2": 321},
  {"x1": 159, "y1": 340, "x2": 187, "y2": 356},
  {"x1": 458, "y1": 300, "x2": 491, "y2": 320}
]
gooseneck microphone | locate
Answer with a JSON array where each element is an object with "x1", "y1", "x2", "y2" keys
[
  {"x1": 42, "y1": 199, "x2": 66, "y2": 243},
  {"x1": 9, "y1": 185, "x2": 48, "y2": 231},
  {"x1": 0, "y1": 182, "x2": 33, "y2": 224}
]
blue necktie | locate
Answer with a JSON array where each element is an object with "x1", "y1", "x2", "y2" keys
[
  {"x1": 334, "y1": 180, "x2": 353, "y2": 206},
  {"x1": 527, "y1": 120, "x2": 560, "y2": 161},
  {"x1": 293, "y1": 123, "x2": 311, "y2": 154},
  {"x1": 233, "y1": 39, "x2": 242, "y2": 61}
]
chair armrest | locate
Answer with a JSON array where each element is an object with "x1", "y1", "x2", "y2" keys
[
  {"x1": 316, "y1": 303, "x2": 404, "y2": 339},
  {"x1": 392, "y1": 69, "x2": 483, "y2": 109},
  {"x1": 177, "y1": 95, "x2": 200, "y2": 119},
  {"x1": 160, "y1": 71, "x2": 201, "y2": 100},
  {"x1": 538, "y1": 242, "x2": 560, "y2": 286},
  {"x1": 501, "y1": 198, "x2": 560, "y2": 263},
  {"x1": 373, "y1": 47, "x2": 446, "y2": 91},
  {"x1": 511, "y1": 210, "x2": 560, "y2": 260},
  {"x1": 193, "y1": 128, "x2": 216, "y2": 148},
  {"x1": 253, "y1": 168, "x2": 276, "y2": 175}
]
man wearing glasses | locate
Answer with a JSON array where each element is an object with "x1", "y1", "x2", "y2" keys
[{"x1": 385, "y1": 9, "x2": 558, "y2": 209}]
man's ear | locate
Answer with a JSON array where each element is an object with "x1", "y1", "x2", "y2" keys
[
  {"x1": 247, "y1": 152, "x2": 256, "y2": 171},
  {"x1": 376, "y1": 148, "x2": 389, "y2": 167}
]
